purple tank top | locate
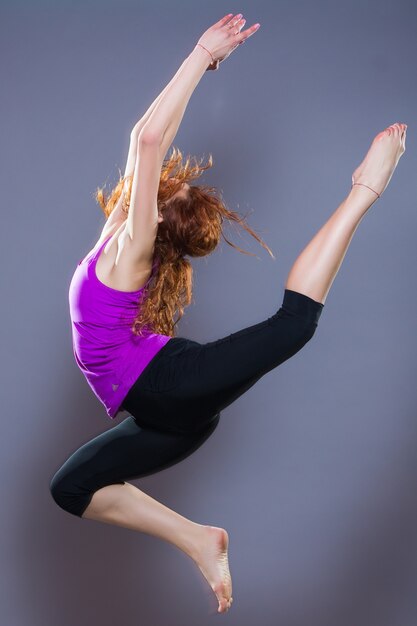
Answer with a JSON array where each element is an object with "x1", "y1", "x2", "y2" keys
[{"x1": 68, "y1": 235, "x2": 172, "y2": 419}]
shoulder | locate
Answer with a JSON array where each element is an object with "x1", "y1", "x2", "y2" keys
[
  {"x1": 95, "y1": 221, "x2": 155, "y2": 292},
  {"x1": 98, "y1": 212, "x2": 126, "y2": 244}
]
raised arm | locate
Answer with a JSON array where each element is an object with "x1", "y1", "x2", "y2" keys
[
  {"x1": 129, "y1": 56, "x2": 191, "y2": 141},
  {"x1": 124, "y1": 14, "x2": 260, "y2": 259},
  {"x1": 139, "y1": 13, "x2": 259, "y2": 153},
  {"x1": 138, "y1": 45, "x2": 211, "y2": 153},
  {"x1": 124, "y1": 46, "x2": 212, "y2": 250},
  {"x1": 125, "y1": 53, "x2": 192, "y2": 179},
  {"x1": 104, "y1": 56, "x2": 192, "y2": 231}
]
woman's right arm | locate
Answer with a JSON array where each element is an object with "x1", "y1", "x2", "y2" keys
[
  {"x1": 124, "y1": 15, "x2": 259, "y2": 257},
  {"x1": 140, "y1": 13, "x2": 259, "y2": 156},
  {"x1": 139, "y1": 44, "x2": 211, "y2": 155}
]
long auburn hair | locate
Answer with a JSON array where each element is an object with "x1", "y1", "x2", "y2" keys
[{"x1": 95, "y1": 146, "x2": 275, "y2": 338}]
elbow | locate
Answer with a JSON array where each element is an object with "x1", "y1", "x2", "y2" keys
[{"x1": 138, "y1": 127, "x2": 163, "y2": 146}]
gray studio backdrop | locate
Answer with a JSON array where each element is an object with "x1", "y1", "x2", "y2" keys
[{"x1": 1, "y1": 1, "x2": 417, "y2": 625}]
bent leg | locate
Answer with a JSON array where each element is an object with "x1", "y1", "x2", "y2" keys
[
  {"x1": 49, "y1": 414, "x2": 219, "y2": 518},
  {"x1": 49, "y1": 415, "x2": 233, "y2": 612}
]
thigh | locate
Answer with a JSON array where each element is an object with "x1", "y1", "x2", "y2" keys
[
  {"x1": 122, "y1": 289, "x2": 323, "y2": 432},
  {"x1": 122, "y1": 337, "x2": 218, "y2": 434},
  {"x1": 173, "y1": 289, "x2": 324, "y2": 410}
]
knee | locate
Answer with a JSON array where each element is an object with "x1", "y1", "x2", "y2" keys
[
  {"x1": 49, "y1": 469, "x2": 76, "y2": 516},
  {"x1": 280, "y1": 289, "x2": 324, "y2": 334},
  {"x1": 290, "y1": 317, "x2": 320, "y2": 354},
  {"x1": 270, "y1": 311, "x2": 320, "y2": 357},
  {"x1": 49, "y1": 466, "x2": 91, "y2": 518},
  {"x1": 274, "y1": 290, "x2": 323, "y2": 346},
  {"x1": 302, "y1": 318, "x2": 320, "y2": 343}
]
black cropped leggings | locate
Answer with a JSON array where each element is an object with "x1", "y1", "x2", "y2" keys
[{"x1": 50, "y1": 289, "x2": 324, "y2": 518}]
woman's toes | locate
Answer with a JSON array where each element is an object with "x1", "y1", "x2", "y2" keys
[{"x1": 218, "y1": 597, "x2": 229, "y2": 613}]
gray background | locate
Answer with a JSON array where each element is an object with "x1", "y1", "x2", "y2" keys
[{"x1": 1, "y1": 0, "x2": 416, "y2": 624}]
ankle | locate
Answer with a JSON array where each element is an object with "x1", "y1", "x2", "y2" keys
[
  {"x1": 346, "y1": 184, "x2": 379, "y2": 213},
  {"x1": 352, "y1": 182, "x2": 381, "y2": 198},
  {"x1": 178, "y1": 522, "x2": 208, "y2": 561}
]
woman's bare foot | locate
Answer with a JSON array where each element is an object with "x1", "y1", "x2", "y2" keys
[
  {"x1": 192, "y1": 525, "x2": 233, "y2": 613},
  {"x1": 352, "y1": 122, "x2": 407, "y2": 202}
]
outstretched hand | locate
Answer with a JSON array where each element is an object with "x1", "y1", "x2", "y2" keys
[{"x1": 197, "y1": 13, "x2": 261, "y2": 71}]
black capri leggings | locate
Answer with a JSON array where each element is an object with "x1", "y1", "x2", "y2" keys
[{"x1": 50, "y1": 289, "x2": 324, "y2": 518}]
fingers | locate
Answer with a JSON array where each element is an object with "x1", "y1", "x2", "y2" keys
[
  {"x1": 235, "y1": 17, "x2": 246, "y2": 33},
  {"x1": 236, "y1": 22, "x2": 261, "y2": 43},
  {"x1": 225, "y1": 14, "x2": 244, "y2": 30},
  {"x1": 217, "y1": 13, "x2": 240, "y2": 28},
  {"x1": 219, "y1": 13, "x2": 261, "y2": 40},
  {"x1": 217, "y1": 13, "x2": 234, "y2": 27}
]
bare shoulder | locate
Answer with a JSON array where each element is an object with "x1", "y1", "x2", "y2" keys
[{"x1": 95, "y1": 221, "x2": 155, "y2": 292}]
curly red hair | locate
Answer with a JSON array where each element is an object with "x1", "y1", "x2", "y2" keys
[{"x1": 95, "y1": 146, "x2": 275, "y2": 337}]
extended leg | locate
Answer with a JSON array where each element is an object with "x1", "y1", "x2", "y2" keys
[
  {"x1": 134, "y1": 125, "x2": 407, "y2": 427},
  {"x1": 285, "y1": 186, "x2": 374, "y2": 304},
  {"x1": 286, "y1": 123, "x2": 406, "y2": 304}
]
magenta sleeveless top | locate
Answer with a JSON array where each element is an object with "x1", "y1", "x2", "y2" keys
[{"x1": 68, "y1": 235, "x2": 172, "y2": 419}]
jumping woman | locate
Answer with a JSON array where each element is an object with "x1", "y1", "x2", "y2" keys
[{"x1": 50, "y1": 13, "x2": 407, "y2": 615}]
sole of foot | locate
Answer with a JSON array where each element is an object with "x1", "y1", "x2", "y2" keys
[
  {"x1": 194, "y1": 525, "x2": 233, "y2": 614},
  {"x1": 351, "y1": 122, "x2": 407, "y2": 200}
]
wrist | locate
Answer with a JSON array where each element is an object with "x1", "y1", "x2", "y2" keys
[{"x1": 191, "y1": 43, "x2": 213, "y2": 69}]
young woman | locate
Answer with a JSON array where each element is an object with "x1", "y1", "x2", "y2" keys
[{"x1": 50, "y1": 13, "x2": 407, "y2": 615}]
